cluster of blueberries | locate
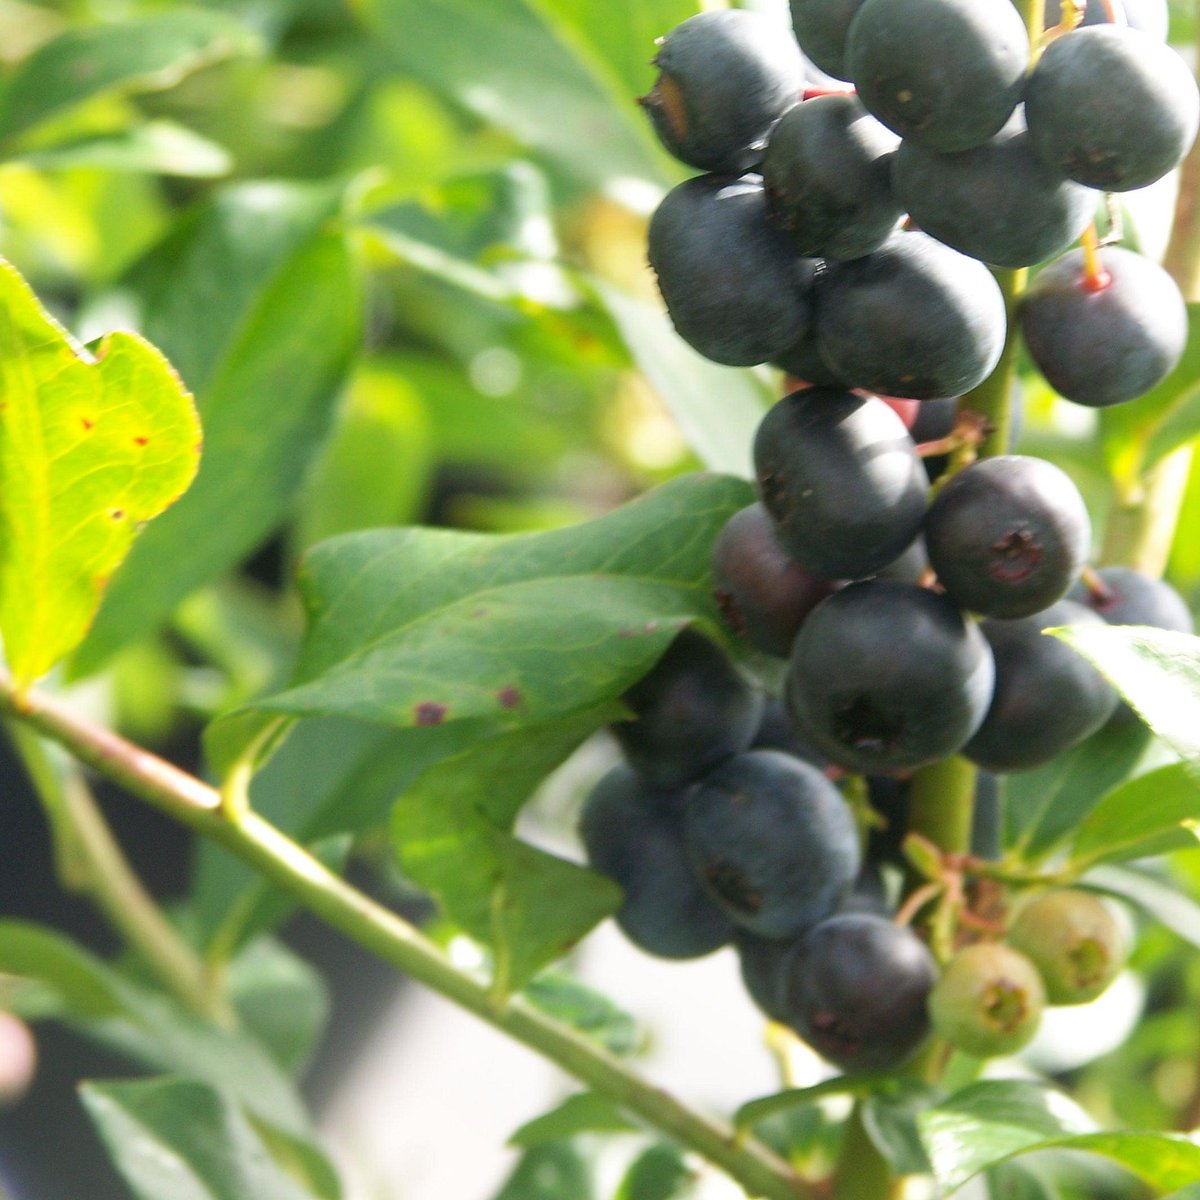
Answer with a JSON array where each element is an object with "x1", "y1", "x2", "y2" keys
[{"x1": 579, "y1": 0, "x2": 1198, "y2": 1071}]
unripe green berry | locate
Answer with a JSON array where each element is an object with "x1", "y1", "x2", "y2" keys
[
  {"x1": 1008, "y1": 890, "x2": 1125, "y2": 1005},
  {"x1": 929, "y1": 942, "x2": 1045, "y2": 1058}
]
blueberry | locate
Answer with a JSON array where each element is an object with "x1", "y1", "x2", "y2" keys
[
  {"x1": 764, "y1": 94, "x2": 902, "y2": 261},
  {"x1": 924, "y1": 455, "x2": 1091, "y2": 619},
  {"x1": 611, "y1": 628, "x2": 764, "y2": 789},
  {"x1": 846, "y1": 0, "x2": 1029, "y2": 152},
  {"x1": 751, "y1": 696, "x2": 831, "y2": 771},
  {"x1": 753, "y1": 388, "x2": 927, "y2": 580},
  {"x1": 579, "y1": 764, "x2": 734, "y2": 960},
  {"x1": 963, "y1": 600, "x2": 1120, "y2": 773},
  {"x1": 735, "y1": 928, "x2": 801, "y2": 1024},
  {"x1": 684, "y1": 749, "x2": 860, "y2": 938},
  {"x1": 712, "y1": 503, "x2": 837, "y2": 657},
  {"x1": 929, "y1": 942, "x2": 1045, "y2": 1057},
  {"x1": 649, "y1": 174, "x2": 817, "y2": 367},
  {"x1": 815, "y1": 229, "x2": 1008, "y2": 399},
  {"x1": 1025, "y1": 25, "x2": 1199, "y2": 191},
  {"x1": 781, "y1": 913, "x2": 937, "y2": 1072},
  {"x1": 1069, "y1": 566, "x2": 1194, "y2": 634},
  {"x1": 892, "y1": 116, "x2": 1097, "y2": 269},
  {"x1": 789, "y1": 0, "x2": 866, "y2": 80},
  {"x1": 1019, "y1": 245, "x2": 1188, "y2": 408},
  {"x1": 641, "y1": 10, "x2": 806, "y2": 174},
  {"x1": 787, "y1": 580, "x2": 996, "y2": 774}
]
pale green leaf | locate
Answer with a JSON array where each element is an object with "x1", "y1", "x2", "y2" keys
[
  {"x1": 0, "y1": 258, "x2": 199, "y2": 687},
  {"x1": 509, "y1": 1093, "x2": 636, "y2": 1148}
]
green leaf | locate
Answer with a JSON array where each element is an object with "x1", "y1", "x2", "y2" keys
[
  {"x1": 1086, "y1": 863, "x2": 1200, "y2": 952},
  {"x1": 0, "y1": 259, "x2": 199, "y2": 688},
  {"x1": 509, "y1": 1093, "x2": 636, "y2": 1148},
  {"x1": 1163, "y1": 1186, "x2": 1200, "y2": 1200},
  {"x1": 23, "y1": 121, "x2": 233, "y2": 178},
  {"x1": 74, "y1": 181, "x2": 363, "y2": 675},
  {"x1": 917, "y1": 1080, "x2": 1095, "y2": 1193},
  {"x1": 735, "y1": 1075, "x2": 891, "y2": 1133},
  {"x1": 1101, "y1": 304, "x2": 1200, "y2": 476},
  {"x1": 0, "y1": 920, "x2": 313, "y2": 1140},
  {"x1": 1047, "y1": 625, "x2": 1200, "y2": 760},
  {"x1": 1068, "y1": 761, "x2": 1200, "y2": 869},
  {"x1": 614, "y1": 1143, "x2": 696, "y2": 1200},
  {"x1": 0, "y1": 921, "x2": 123, "y2": 1020},
  {"x1": 985, "y1": 1160, "x2": 1059, "y2": 1200},
  {"x1": 361, "y1": 0, "x2": 676, "y2": 187},
  {"x1": 0, "y1": 9, "x2": 261, "y2": 141},
  {"x1": 493, "y1": 1143, "x2": 592, "y2": 1200},
  {"x1": 862, "y1": 1081, "x2": 939, "y2": 1176},
  {"x1": 392, "y1": 709, "x2": 623, "y2": 993},
  {"x1": 226, "y1": 938, "x2": 329, "y2": 1077},
  {"x1": 521, "y1": 969, "x2": 642, "y2": 1056},
  {"x1": 592, "y1": 279, "x2": 773, "y2": 479},
  {"x1": 253, "y1": 472, "x2": 753, "y2": 730},
  {"x1": 81, "y1": 1078, "x2": 324, "y2": 1200},
  {"x1": 1004, "y1": 721, "x2": 1152, "y2": 861},
  {"x1": 917, "y1": 1080, "x2": 1200, "y2": 1194}
]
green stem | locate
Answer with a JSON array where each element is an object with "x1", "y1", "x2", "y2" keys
[
  {"x1": 0, "y1": 674, "x2": 810, "y2": 1200},
  {"x1": 3, "y1": 721, "x2": 228, "y2": 1024},
  {"x1": 832, "y1": 1101, "x2": 903, "y2": 1200}
]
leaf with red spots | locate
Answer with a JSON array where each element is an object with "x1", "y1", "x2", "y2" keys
[
  {"x1": 251, "y1": 472, "x2": 753, "y2": 730},
  {"x1": 0, "y1": 259, "x2": 199, "y2": 690}
]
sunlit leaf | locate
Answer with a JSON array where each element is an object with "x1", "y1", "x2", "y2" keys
[
  {"x1": 0, "y1": 258, "x2": 199, "y2": 688},
  {"x1": 509, "y1": 1093, "x2": 636, "y2": 1148}
]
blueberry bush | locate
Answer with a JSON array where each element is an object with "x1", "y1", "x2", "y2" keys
[{"x1": 4, "y1": 1, "x2": 1200, "y2": 1198}]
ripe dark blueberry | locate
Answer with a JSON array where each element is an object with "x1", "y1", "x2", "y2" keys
[
  {"x1": 753, "y1": 389, "x2": 927, "y2": 580},
  {"x1": 640, "y1": 10, "x2": 805, "y2": 174},
  {"x1": 929, "y1": 942, "x2": 1045, "y2": 1057},
  {"x1": 1044, "y1": 0, "x2": 1168, "y2": 40},
  {"x1": 786, "y1": 581, "x2": 996, "y2": 773},
  {"x1": 611, "y1": 628, "x2": 764, "y2": 789},
  {"x1": 579, "y1": 765, "x2": 734, "y2": 959},
  {"x1": 649, "y1": 174, "x2": 816, "y2": 367},
  {"x1": 684, "y1": 750, "x2": 860, "y2": 938},
  {"x1": 764, "y1": 94, "x2": 902, "y2": 261},
  {"x1": 735, "y1": 928, "x2": 800, "y2": 1023},
  {"x1": 712, "y1": 503, "x2": 837, "y2": 657},
  {"x1": 871, "y1": 535, "x2": 929, "y2": 586},
  {"x1": 1025, "y1": 26, "x2": 1199, "y2": 192},
  {"x1": 771, "y1": 329, "x2": 849, "y2": 388},
  {"x1": 789, "y1": 0, "x2": 865, "y2": 80},
  {"x1": 846, "y1": 0, "x2": 1029, "y2": 152},
  {"x1": 781, "y1": 913, "x2": 937, "y2": 1072},
  {"x1": 963, "y1": 600, "x2": 1120, "y2": 773},
  {"x1": 1019, "y1": 246, "x2": 1188, "y2": 408},
  {"x1": 1008, "y1": 890, "x2": 1126, "y2": 1005},
  {"x1": 751, "y1": 696, "x2": 831, "y2": 771},
  {"x1": 815, "y1": 230, "x2": 1007, "y2": 399},
  {"x1": 893, "y1": 119, "x2": 1097, "y2": 269},
  {"x1": 1069, "y1": 566, "x2": 1194, "y2": 634},
  {"x1": 924, "y1": 455, "x2": 1091, "y2": 619}
]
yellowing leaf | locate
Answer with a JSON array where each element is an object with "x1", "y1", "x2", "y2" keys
[{"x1": 0, "y1": 258, "x2": 200, "y2": 689}]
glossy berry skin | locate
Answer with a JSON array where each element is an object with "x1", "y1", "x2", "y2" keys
[
  {"x1": 611, "y1": 628, "x2": 764, "y2": 789},
  {"x1": 846, "y1": 0, "x2": 1029, "y2": 152},
  {"x1": 1044, "y1": 0, "x2": 1168, "y2": 40},
  {"x1": 1008, "y1": 890, "x2": 1126, "y2": 1005},
  {"x1": 1025, "y1": 26, "x2": 1199, "y2": 192},
  {"x1": 781, "y1": 914, "x2": 937, "y2": 1072},
  {"x1": 683, "y1": 749, "x2": 860, "y2": 938},
  {"x1": 641, "y1": 10, "x2": 805, "y2": 174},
  {"x1": 815, "y1": 230, "x2": 1007, "y2": 399},
  {"x1": 649, "y1": 175, "x2": 816, "y2": 368},
  {"x1": 764, "y1": 94, "x2": 902, "y2": 261},
  {"x1": 1069, "y1": 566, "x2": 1194, "y2": 634},
  {"x1": 929, "y1": 942, "x2": 1045, "y2": 1058},
  {"x1": 786, "y1": 581, "x2": 996, "y2": 774},
  {"x1": 580, "y1": 765, "x2": 734, "y2": 960},
  {"x1": 1020, "y1": 246, "x2": 1188, "y2": 407},
  {"x1": 963, "y1": 600, "x2": 1120, "y2": 773},
  {"x1": 754, "y1": 389, "x2": 927, "y2": 580},
  {"x1": 892, "y1": 121, "x2": 1096, "y2": 269},
  {"x1": 712, "y1": 503, "x2": 837, "y2": 656},
  {"x1": 789, "y1": 0, "x2": 865, "y2": 80},
  {"x1": 924, "y1": 455, "x2": 1091, "y2": 618}
]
